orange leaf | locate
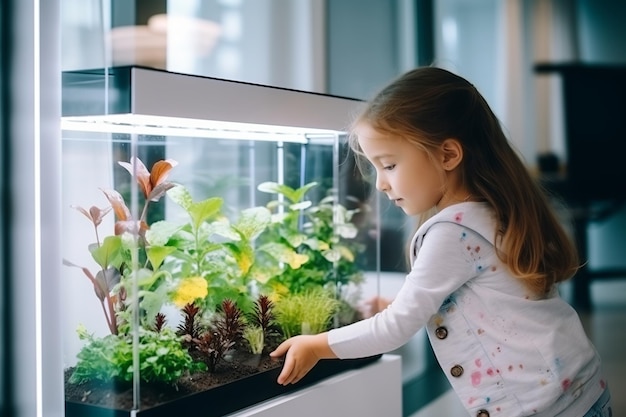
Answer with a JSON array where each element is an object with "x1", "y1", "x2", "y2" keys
[
  {"x1": 101, "y1": 188, "x2": 131, "y2": 221},
  {"x1": 119, "y1": 157, "x2": 152, "y2": 199},
  {"x1": 89, "y1": 206, "x2": 112, "y2": 226},
  {"x1": 150, "y1": 159, "x2": 178, "y2": 188}
]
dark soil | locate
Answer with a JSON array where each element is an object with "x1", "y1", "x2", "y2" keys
[
  {"x1": 64, "y1": 349, "x2": 284, "y2": 411},
  {"x1": 65, "y1": 313, "x2": 372, "y2": 416}
]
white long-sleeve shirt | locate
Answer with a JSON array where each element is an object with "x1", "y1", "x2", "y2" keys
[{"x1": 328, "y1": 202, "x2": 606, "y2": 417}]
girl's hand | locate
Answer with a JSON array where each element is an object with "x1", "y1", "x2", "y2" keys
[{"x1": 269, "y1": 332, "x2": 336, "y2": 385}]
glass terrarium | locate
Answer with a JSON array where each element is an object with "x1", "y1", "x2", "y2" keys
[{"x1": 61, "y1": 66, "x2": 381, "y2": 416}]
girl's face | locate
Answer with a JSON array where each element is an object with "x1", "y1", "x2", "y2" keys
[{"x1": 356, "y1": 123, "x2": 448, "y2": 216}]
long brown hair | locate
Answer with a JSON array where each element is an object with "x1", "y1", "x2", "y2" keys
[{"x1": 349, "y1": 66, "x2": 579, "y2": 295}]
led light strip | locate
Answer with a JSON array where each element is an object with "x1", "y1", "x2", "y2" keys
[{"x1": 61, "y1": 114, "x2": 343, "y2": 144}]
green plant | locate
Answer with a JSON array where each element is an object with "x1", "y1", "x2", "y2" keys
[
  {"x1": 273, "y1": 288, "x2": 340, "y2": 338},
  {"x1": 69, "y1": 324, "x2": 205, "y2": 386},
  {"x1": 256, "y1": 181, "x2": 365, "y2": 296},
  {"x1": 242, "y1": 326, "x2": 264, "y2": 355},
  {"x1": 65, "y1": 157, "x2": 272, "y2": 335},
  {"x1": 65, "y1": 157, "x2": 278, "y2": 383},
  {"x1": 164, "y1": 186, "x2": 272, "y2": 314},
  {"x1": 65, "y1": 157, "x2": 370, "y2": 390}
]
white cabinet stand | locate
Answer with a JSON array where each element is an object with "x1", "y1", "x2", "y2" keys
[{"x1": 225, "y1": 354, "x2": 402, "y2": 417}]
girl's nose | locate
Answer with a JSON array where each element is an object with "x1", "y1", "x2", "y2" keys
[{"x1": 375, "y1": 174, "x2": 389, "y2": 192}]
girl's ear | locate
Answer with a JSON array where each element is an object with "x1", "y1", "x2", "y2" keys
[{"x1": 440, "y1": 138, "x2": 463, "y2": 171}]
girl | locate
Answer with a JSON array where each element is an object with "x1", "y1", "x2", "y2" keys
[{"x1": 270, "y1": 67, "x2": 611, "y2": 417}]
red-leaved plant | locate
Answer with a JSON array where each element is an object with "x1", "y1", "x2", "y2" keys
[{"x1": 63, "y1": 157, "x2": 178, "y2": 335}]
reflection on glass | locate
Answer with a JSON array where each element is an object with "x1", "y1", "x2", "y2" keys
[
  {"x1": 109, "y1": 13, "x2": 222, "y2": 71},
  {"x1": 62, "y1": 0, "x2": 324, "y2": 90}
]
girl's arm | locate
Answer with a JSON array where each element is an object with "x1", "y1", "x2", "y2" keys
[
  {"x1": 270, "y1": 332, "x2": 337, "y2": 385},
  {"x1": 270, "y1": 222, "x2": 487, "y2": 384}
]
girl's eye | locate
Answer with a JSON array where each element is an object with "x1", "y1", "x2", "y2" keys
[{"x1": 383, "y1": 164, "x2": 396, "y2": 171}]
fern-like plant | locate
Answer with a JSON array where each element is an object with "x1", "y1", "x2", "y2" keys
[
  {"x1": 213, "y1": 299, "x2": 245, "y2": 346},
  {"x1": 176, "y1": 303, "x2": 203, "y2": 349},
  {"x1": 193, "y1": 299, "x2": 245, "y2": 372},
  {"x1": 152, "y1": 312, "x2": 167, "y2": 333},
  {"x1": 249, "y1": 295, "x2": 276, "y2": 339}
]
